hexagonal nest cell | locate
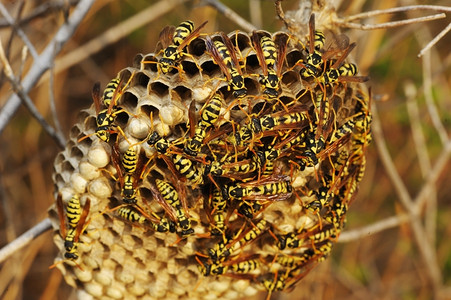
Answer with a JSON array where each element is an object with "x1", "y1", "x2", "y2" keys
[{"x1": 49, "y1": 20, "x2": 371, "y2": 300}]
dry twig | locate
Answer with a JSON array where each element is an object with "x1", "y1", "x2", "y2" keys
[
  {"x1": 338, "y1": 214, "x2": 410, "y2": 243},
  {"x1": 0, "y1": 0, "x2": 95, "y2": 135},
  {"x1": 418, "y1": 22, "x2": 451, "y2": 58},
  {"x1": 343, "y1": 5, "x2": 451, "y2": 22},
  {"x1": 202, "y1": 0, "x2": 257, "y2": 32},
  {"x1": 336, "y1": 13, "x2": 446, "y2": 30},
  {"x1": 0, "y1": 41, "x2": 66, "y2": 148},
  {"x1": 0, "y1": 3, "x2": 39, "y2": 60},
  {"x1": 0, "y1": 218, "x2": 52, "y2": 264}
]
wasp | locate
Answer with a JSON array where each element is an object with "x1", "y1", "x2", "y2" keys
[
  {"x1": 251, "y1": 32, "x2": 289, "y2": 99},
  {"x1": 198, "y1": 255, "x2": 261, "y2": 277},
  {"x1": 258, "y1": 147, "x2": 281, "y2": 177},
  {"x1": 206, "y1": 33, "x2": 247, "y2": 98},
  {"x1": 92, "y1": 82, "x2": 121, "y2": 142},
  {"x1": 197, "y1": 261, "x2": 226, "y2": 277},
  {"x1": 208, "y1": 219, "x2": 268, "y2": 263},
  {"x1": 231, "y1": 108, "x2": 309, "y2": 147},
  {"x1": 116, "y1": 205, "x2": 176, "y2": 233},
  {"x1": 209, "y1": 147, "x2": 276, "y2": 179},
  {"x1": 222, "y1": 175, "x2": 292, "y2": 202},
  {"x1": 276, "y1": 249, "x2": 316, "y2": 268},
  {"x1": 274, "y1": 128, "x2": 319, "y2": 170},
  {"x1": 155, "y1": 179, "x2": 194, "y2": 236},
  {"x1": 184, "y1": 93, "x2": 223, "y2": 156},
  {"x1": 207, "y1": 237, "x2": 233, "y2": 263},
  {"x1": 54, "y1": 194, "x2": 91, "y2": 261},
  {"x1": 329, "y1": 118, "x2": 356, "y2": 144},
  {"x1": 172, "y1": 154, "x2": 205, "y2": 185},
  {"x1": 277, "y1": 231, "x2": 301, "y2": 250},
  {"x1": 248, "y1": 110, "x2": 309, "y2": 135},
  {"x1": 230, "y1": 258, "x2": 260, "y2": 273},
  {"x1": 259, "y1": 271, "x2": 288, "y2": 297},
  {"x1": 300, "y1": 14, "x2": 326, "y2": 78},
  {"x1": 319, "y1": 42, "x2": 369, "y2": 85},
  {"x1": 110, "y1": 145, "x2": 145, "y2": 204},
  {"x1": 122, "y1": 145, "x2": 138, "y2": 174},
  {"x1": 158, "y1": 20, "x2": 207, "y2": 74},
  {"x1": 304, "y1": 181, "x2": 334, "y2": 213},
  {"x1": 102, "y1": 77, "x2": 120, "y2": 108},
  {"x1": 277, "y1": 224, "x2": 339, "y2": 250},
  {"x1": 307, "y1": 224, "x2": 340, "y2": 243},
  {"x1": 147, "y1": 131, "x2": 172, "y2": 154},
  {"x1": 86, "y1": 73, "x2": 134, "y2": 143},
  {"x1": 147, "y1": 131, "x2": 205, "y2": 185},
  {"x1": 117, "y1": 205, "x2": 146, "y2": 224},
  {"x1": 209, "y1": 188, "x2": 227, "y2": 235},
  {"x1": 325, "y1": 196, "x2": 348, "y2": 227}
]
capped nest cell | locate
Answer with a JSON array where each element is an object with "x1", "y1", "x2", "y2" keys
[{"x1": 49, "y1": 17, "x2": 371, "y2": 299}]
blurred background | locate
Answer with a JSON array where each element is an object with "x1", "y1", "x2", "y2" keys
[{"x1": 0, "y1": 0, "x2": 450, "y2": 299}]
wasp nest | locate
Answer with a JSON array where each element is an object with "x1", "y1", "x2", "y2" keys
[{"x1": 49, "y1": 17, "x2": 371, "y2": 299}]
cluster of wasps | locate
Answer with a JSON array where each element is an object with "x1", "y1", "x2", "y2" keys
[{"x1": 55, "y1": 14, "x2": 371, "y2": 297}]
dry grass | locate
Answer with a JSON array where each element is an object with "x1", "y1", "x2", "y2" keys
[{"x1": 0, "y1": 0, "x2": 450, "y2": 299}]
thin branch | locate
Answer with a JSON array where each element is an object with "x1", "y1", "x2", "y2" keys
[
  {"x1": 374, "y1": 96, "x2": 443, "y2": 292},
  {"x1": 0, "y1": 0, "x2": 95, "y2": 136},
  {"x1": 405, "y1": 81, "x2": 437, "y2": 243},
  {"x1": 203, "y1": 0, "x2": 257, "y2": 32},
  {"x1": 338, "y1": 214, "x2": 410, "y2": 243},
  {"x1": 343, "y1": 5, "x2": 451, "y2": 22},
  {"x1": 405, "y1": 81, "x2": 432, "y2": 177},
  {"x1": 0, "y1": 218, "x2": 52, "y2": 264},
  {"x1": 414, "y1": 139, "x2": 451, "y2": 212},
  {"x1": 371, "y1": 102, "x2": 413, "y2": 212},
  {"x1": 421, "y1": 50, "x2": 449, "y2": 146},
  {"x1": 0, "y1": 40, "x2": 66, "y2": 148},
  {"x1": 410, "y1": 214, "x2": 443, "y2": 293},
  {"x1": 336, "y1": 13, "x2": 446, "y2": 30},
  {"x1": 249, "y1": 0, "x2": 262, "y2": 29},
  {"x1": 418, "y1": 22, "x2": 451, "y2": 58},
  {"x1": 0, "y1": 2, "x2": 39, "y2": 60},
  {"x1": 0, "y1": 0, "x2": 78, "y2": 28},
  {"x1": 48, "y1": 62, "x2": 65, "y2": 142},
  {"x1": 274, "y1": 0, "x2": 297, "y2": 34}
]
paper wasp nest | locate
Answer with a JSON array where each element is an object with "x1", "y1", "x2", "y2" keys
[{"x1": 49, "y1": 18, "x2": 371, "y2": 300}]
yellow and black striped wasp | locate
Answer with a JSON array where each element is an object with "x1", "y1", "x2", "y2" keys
[
  {"x1": 246, "y1": 109, "x2": 309, "y2": 137},
  {"x1": 318, "y1": 42, "x2": 369, "y2": 85},
  {"x1": 184, "y1": 93, "x2": 223, "y2": 157},
  {"x1": 251, "y1": 32, "x2": 288, "y2": 100},
  {"x1": 208, "y1": 187, "x2": 227, "y2": 236},
  {"x1": 259, "y1": 270, "x2": 289, "y2": 299},
  {"x1": 79, "y1": 73, "x2": 134, "y2": 143},
  {"x1": 228, "y1": 105, "x2": 309, "y2": 148},
  {"x1": 206, "y1": 219, "x2": 269, "y2": 263},
  {"x1": 277, "y1": 223, "x2": 340, "y2": 250},
  {"x1": 110, "y1": 144, "x2": 146, "y2": 204},
  {"x1": 208, "y1": 146, "x2": 280, "y2": 181},
  {"x1": 275, "y1": 249, "x2": 316, "y2": 269},
  {"x1": 102, "y1": 77, "x2": 120, "y2": 108},
  {"x1": 300, "y1": 14, "x2": 326, "y2": 78},
  {"x1": 52, "y1": 194, "x2": 91, "y2": 264},
  {"x1": 158, "y1": 20, "x2": 208, "y2": 74},
  {"x1": 197, "y1": 254, "x2": 261, "y2": 277},
  {"x1": 206, "y1": 33, "x2": 247, "y2": 98},
  {"x1": 221, "y1": 174, "x2": 292, "y2": 202},
  {"x1": 116, "y1": 204, "x2": 176, "y2": 233},
  {"x1": 147, "y1": 131, "x2": 206, "y2": 185},
  {"x1": 155, "y1": 179, "x2": 194, "y2": 236}
]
